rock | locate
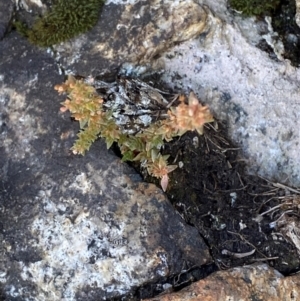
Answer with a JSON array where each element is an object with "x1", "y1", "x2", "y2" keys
[
  {"x1": 144, "y1": 263, "x2": 300, "y2": 301},
  {"x1": 0, "y1": 0, "x2": 14, "y2": 40},
  {"x1": 16, "y1": 0, "x2": 46, "y2": 12},
  {"x1": 54, "y1": 0, "x2": 208, "y2": 73},
  {"x1": 2, "y1": 0, "x2": 300, "y2": 299},
  {"x1": 0, "y1": 32, "x2": 211, "y2": 300},
  {"x1": 296, "y1": 0, "x2": 300, "y2": 28},
  {"x1": 159, "y1": 1, "x2": 300, "y2": 188}
]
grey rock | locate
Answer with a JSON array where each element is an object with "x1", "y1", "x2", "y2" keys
[
  {"x1": 48, "y1": 0, "x2": 300, "y2": 188},
  {"x1": 54, "y1": 0, "x2": 208, "y2": 74},
  {"x1": 16, "y1": 0, "x2": 47, "y2": 12},
  {"x1": 296, "y1": 0, "x2": 300, "y2": 28},
  {"x1": 3, "y1": 0, "x2": 300, "y2": 299},
  {"x1": 159, "y1": 1, "x2": 300, "y2": 188},
  {"x1": 0, "y1": 0, "x2": 14, "y2": 40},
  {"x1": 0, "y1": 32, "x2": 211, "y2": 300}
]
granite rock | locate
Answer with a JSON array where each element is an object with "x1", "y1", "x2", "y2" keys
[
  {"x1": 144, "y1": 263, "x2": 300, "y2": 301},
  {"x1": 0, "y1": 32, "x2": 211, "y2": 301},
  {"x1": 296, "y1": 0, "x2": 300, "y2": 28},
  {"x1": 53, "y1": 0, "x2": 208, "y2": 74},
  {"x1": 0, "y1": 0, "x2": 14, "y2": 40},
  {"x1": 159, "y1": 1, "x2": 300, "y2": 187},
  {"x1": 2, "y1": 0, "x2": 300, "y2": 299}
]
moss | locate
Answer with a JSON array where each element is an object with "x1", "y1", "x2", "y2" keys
[
  {"x1": 17, "y1": 0, "x2": 105, "y2": 47},
  {"x1": 14, "y1": 21, "x2": 30, "y2": 37},
  {"x1": 228, "y1": 0, "x2": 280, "y2": 16}
]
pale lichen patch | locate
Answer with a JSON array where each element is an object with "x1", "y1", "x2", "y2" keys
[{"x1": 69, "y1": 172, "x2": 93, "y2": 194}]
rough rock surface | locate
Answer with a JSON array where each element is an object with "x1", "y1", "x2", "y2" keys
[
  {"x1": 0, "y1": 0, "x2": 14, "y2": 40},
  {"x1": 159, "y1": 1, "x2": 300, "y2": 187},
  {"x1": 144, "y1": 263, "x2": 300, "y2": 301},
  {"x1": 0, "y1": 32, "x2": 211, "y2": 300},
  {"x1": 54, "y1": 0, "x2": 208, "y2": 74},
  {"x1": 2, "y1": 0, "x2": 300, "y2": 300},
  {"x1": 296, "y1": 0, "x2": 300, "y2": 28}
]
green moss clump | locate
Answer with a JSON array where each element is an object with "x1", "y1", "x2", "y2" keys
[
  {"x1": 17, "y1": 0, "x2": 105, "y2": 47},
  {"x1": 229, "y1": 0, "x2": 280, "y2": 16}
]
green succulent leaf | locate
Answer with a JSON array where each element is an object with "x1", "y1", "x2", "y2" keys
[
  {"x1": 122, "y1": 151, "x2": 135, "y2": 162},
  {"x1": 79, "y1": 119, "x2": 88, "y2": 129},
  {"x1": 105, "y1": 137, "x2": 115, "y2": 149}
]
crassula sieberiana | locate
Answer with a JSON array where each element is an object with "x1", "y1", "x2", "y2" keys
[{"x1": 55, "y1": 75, "x2": 214, "y2": 191}]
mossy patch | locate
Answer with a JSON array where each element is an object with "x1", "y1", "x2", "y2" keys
[
  {"x1": 228, "y1": 0, "x2": 280, "y2": 16},
  {"x1": 15, "y1": 0, "x2": 105, "y2": 47}
]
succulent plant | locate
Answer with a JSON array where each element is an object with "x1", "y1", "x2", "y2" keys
[{"x1": 56, "y1": 75, "x2": 214, "y2": 191}]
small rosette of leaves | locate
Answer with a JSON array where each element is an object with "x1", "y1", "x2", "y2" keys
[
  {"x1": 145, "y1": 152, "x2": 177, "y2": 192},
  {"x1": 168, "y1": 92, "x2": 214, "y2": 136}
]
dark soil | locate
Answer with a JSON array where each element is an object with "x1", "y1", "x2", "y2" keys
[
  {"x1": 160, "y1": 121, "x2": 300, "y2": 275},
  {"x1": 120, "y1": 115, "x2": 300, "y2": 300}
]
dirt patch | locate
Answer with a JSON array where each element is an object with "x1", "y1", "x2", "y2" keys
[{"x1": 158, "y1": 120, "x2": 300, "y2": 275}]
